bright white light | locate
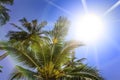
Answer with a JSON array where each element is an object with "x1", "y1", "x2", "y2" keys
[{"x1": 73, "y1": 13, "x2": 105, "y2": 44}]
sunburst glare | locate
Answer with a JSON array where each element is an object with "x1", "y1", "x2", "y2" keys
[{"x1": 72, "y1": 13, "x2": 105, "y2": 45}]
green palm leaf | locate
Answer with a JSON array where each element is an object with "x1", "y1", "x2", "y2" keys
[
  {"x1": 54, "y1": 40, "x2": 84, "y2": 67},
  {"x1": 2, "y1": 46, "x2": 39, "y2": 68},
  {"x1": 0, "y1": 5, "x2": 9, "y2": 25},
  {"x1": 4, "y1": 17, "x2": 104, "y2": 80},
  {"x1": 7, "y1": 18, "x2": 48, "y2": 41},
  {"x1": 9, "y1": 65, "x2": 37, "y2": 80},
  {"x1": 0, "y1": 0, "x2": 14, "y2": 25}
]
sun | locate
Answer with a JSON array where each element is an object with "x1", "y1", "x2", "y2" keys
[{"x1": 73, "y1": 13, "x2": 105, "y2": 44}]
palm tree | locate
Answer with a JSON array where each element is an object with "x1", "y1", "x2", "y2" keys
[
  {"x1": 7, "y1": 17, "x2": 48, "y2": 40},
  {"x1": 0, "y1": 17, "x2": 48, "y2": 60},
  {"x1": 0, "y1": 0, "x2": 14, "y2": 25},
  {"x1": 2, "y1": 17, "x2": 103, "y2": 80}
]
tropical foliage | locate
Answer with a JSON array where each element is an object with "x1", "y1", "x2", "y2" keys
[
  {"x1": 0, "y1": 0, "x2": 14, "y2": 25},
  {"x1": 0, "y1": 0, "x2": 14, "y2": 73},
  {"x1": 0, "y1": 65, "x2": 2, "y2": 72},
  {"x1": 6, "y1": 17, "x2": 47, "y2": 40},
  {"x1": 0, "y1": 17, "x2": 103, "y2": 80},
  {"x1": 0, "y1": 0, "x2": 14, "y2": 59}
]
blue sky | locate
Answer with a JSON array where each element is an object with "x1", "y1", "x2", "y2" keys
[{"x1": 0, "y1": 0, "x2": 120, "y2": 80}]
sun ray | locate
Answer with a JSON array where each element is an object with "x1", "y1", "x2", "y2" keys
[
  {"x1": 45, "y1": 0, "x2": 73, "y2": 16},
  {"x1": 104, "y1": 1, "x2": 120, "y2": 16},
  {"x1": 81, "y1": 0, "x2": 88, "y2": 13}
]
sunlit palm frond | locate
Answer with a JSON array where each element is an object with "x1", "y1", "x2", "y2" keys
[
  {"x1": 9, "y1": 65, "x2": 37, "y2": 80},
  {"x1": 64, "y1": 64, "x2": 103, "y2": 80},
  {"x1": 65, "y1": 57, "x2": 86, "y2": 69},
  {"x1": 49, "y1": 16, "x2": 70, "y2": 42},
  {"x1": 54, "y1": 40, "x2": 84, "y2": 67}
]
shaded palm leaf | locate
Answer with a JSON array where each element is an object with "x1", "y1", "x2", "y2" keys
[
  {"x1": 0, "y1": 0, "x2": 13, "y2": 5},
  {"x1": 0, "y1": 5, "x2": 9, "y2": 25},
  {"x1": 7, "y1": 18, "x2": 48, "y2": 41},
  {"x1": 0, "y1": 0, "x2": 14, "y2": 25},
  {"x1": 7, "y1": 31, "x2": 29, "y2": 40}
]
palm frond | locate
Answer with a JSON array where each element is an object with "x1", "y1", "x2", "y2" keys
[
  {"x1": 76, "y1": 58, "x2": 86, "y2": 63},
  {"x1": 6, "y1": 31, "x2": 29, "y2": 40},
  {"x1": 37, "y1": 21, "x2": 47, "y2": 31},
  {"x1": 65, "y1": 65, "x2": 103, "y2": 80},
  {"x1": 0, "y1": 41, "x2": 9, "y2": 60},
  {"x1": 2, "y1": 46, "x2": 39, "y2": 68},
  {"x1": 32, "y1": 19, "x2": 37, "y2": 28},
  {"x1": 10, "y1": 23, "x2": 25, "y2": 31},
  {"x1": 19, "y1": 18, "x2": 33, "y2": 32},
  {"x1": 0, "y1": 5, "x2": 9, "y2": 25},
  {"x1": 7, "y1": 18, "x2": 48, "y2": 41},
  {"x1": 54, "y1": 40, "x2": 84, "y2": 67},
  {"x1": 0, "y1": 53, "x2": 8, "y2": 60},
  {"x1": 50, "y1": 16, "x2": 70, "y2": 41},
  {"x1": 0, "y1": 0, "x2": 14, "y2": 5},
  {"x1": 9, "y1": 65, "x2": 37, "y2": 80},
  {"x1": 0, "y1": 0, "x2": 14, "y2": 25}
]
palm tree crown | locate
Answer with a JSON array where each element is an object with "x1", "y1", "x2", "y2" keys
[
  {"x1": 7, "y1": 17, "x2": 47, "y2": 41},
  {"x1": 1, "y1": 17, "x2": 104, "y2": 80}
]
